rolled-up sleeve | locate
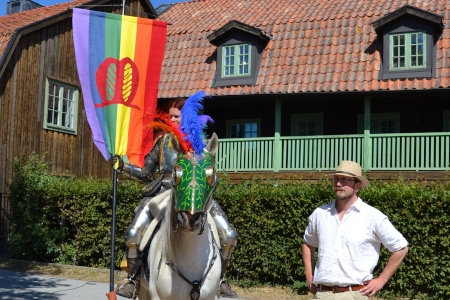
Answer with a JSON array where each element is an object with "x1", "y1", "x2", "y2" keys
[
  {"x1": 376, "y1": 216, "x2": 408, "y2": 253},
  {"x1": 303, "y1": 211, "x2": 319, "y2": 247}
]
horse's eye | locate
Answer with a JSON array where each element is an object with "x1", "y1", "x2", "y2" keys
[
  {"x1": 173, "y1": 165, "x2": 183, "y2": 186},
  {"x1": 205, "y1": 166, "x2": 216, "y2": 186}
]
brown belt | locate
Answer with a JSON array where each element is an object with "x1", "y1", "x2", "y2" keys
[{"x1": 318, "y1": 284, "x2": 365, "y2": 293}]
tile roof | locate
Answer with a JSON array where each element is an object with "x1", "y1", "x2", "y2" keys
[
  {"x1": 0, "y1": 0, "x2": 92, "y2": 57},
  {"x1": 156, "y1": 0, "x2": 450, "y2": 98}
]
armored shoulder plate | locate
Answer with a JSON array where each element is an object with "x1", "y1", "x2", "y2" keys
[{"x1": 159, "y1": 133, "x2": 181, "y2": 176}]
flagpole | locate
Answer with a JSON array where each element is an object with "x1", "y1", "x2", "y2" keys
[{"x1": 110, "y1": 169, "x2": 118, "y2": 292}]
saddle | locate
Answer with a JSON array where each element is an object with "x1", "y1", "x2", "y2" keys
[{"x1": 139, "y1": 189, "x2": 172, "y2": 252}]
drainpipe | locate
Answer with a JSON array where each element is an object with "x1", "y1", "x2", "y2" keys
[
  {"x1": 274, "y1": 99, "x2": 282, "y2": 172},
  {"x1": 363, "y1": 97, "x2": 371, "y2": 171}
]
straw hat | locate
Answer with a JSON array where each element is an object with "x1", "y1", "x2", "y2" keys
[{"x1": 332, "y1": 160, "x2": 369, "y2": 188}]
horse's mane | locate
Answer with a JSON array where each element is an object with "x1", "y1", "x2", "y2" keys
[{"x1": 159, "y1": 191, "x2": 182, "y2": 271}]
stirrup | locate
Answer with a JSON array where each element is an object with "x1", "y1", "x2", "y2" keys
[{"x1": 115, "y1": 277, "x2": 138, "y2": 299}]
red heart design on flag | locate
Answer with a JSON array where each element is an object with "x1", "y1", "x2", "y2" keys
[{"x1": 95, "y1": 57, "x2": 140, "y2": 109}]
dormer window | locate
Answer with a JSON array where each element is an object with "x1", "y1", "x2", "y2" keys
[
  {"x1": 207, "y1": 20, "x2": 269, "y2": 87},
  {"x1": 390, "y1": 32, "x2": 426, "y2": 71},
  {"x1": 372, "y1": 5, "x2": 443, "y2": 80},
  {"x1": 222, "y1": 44, "x2": 251, "y2": 77}
]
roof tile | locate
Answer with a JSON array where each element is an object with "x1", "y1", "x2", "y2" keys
[
  {"x1": 0, "y1": 0, "x2": 92, "y2": 57},
  {"x1": 150, "y1": 0, "x2": 450, "y2": 96}
]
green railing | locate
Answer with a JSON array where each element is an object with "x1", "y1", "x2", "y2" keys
[{"x1": 216, "y1": 132, "x2": 450, "y2": 172}]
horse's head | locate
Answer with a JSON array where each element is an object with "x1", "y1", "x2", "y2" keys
[{"x1": 172, "y1": 133, "x2": 218, "y2": 233}]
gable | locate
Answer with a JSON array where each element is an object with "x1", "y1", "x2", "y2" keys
[
  {"x1": 379, "y1": 15, "x2": 438, "y2": 79},
  {"x1": 207, "y1": 21, "x2": 270, "y2": 87},
  {"x1": 371, "y1": 5, "x2": 443, "y2": 80},
  {"x1": 0, "y1": 0, "x2": 157, "y2": 77}
]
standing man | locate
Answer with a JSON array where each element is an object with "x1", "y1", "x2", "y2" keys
[{"x1": 302, "y1": 160, "x2": 408, "y2": 299}]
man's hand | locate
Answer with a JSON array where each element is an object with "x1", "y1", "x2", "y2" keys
[
  {"x1": 361, "y1": 247, "x2": 408, "y2": 297},
  {"x1": 360, "y1": 278, "x2": 385, "y2": 297},
  {"x1": 307, "y1": 281, "x2": 317, "y2": 295}
]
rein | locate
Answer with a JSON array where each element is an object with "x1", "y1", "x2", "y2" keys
[{"x1": 166, "y1": 227, "x2": 219, "y2": 300}]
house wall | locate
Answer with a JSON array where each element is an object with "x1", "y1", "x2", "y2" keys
[
  {"x1": 0, "y1": 17, "x2": 111, "y2": 193},
  {"x1": 0, "y1": 0, "x2": 155, "y2": 193}
]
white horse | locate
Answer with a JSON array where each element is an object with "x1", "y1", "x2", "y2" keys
[{"x1": 138, "y1": 134, "x2": 222, "y2": 300}]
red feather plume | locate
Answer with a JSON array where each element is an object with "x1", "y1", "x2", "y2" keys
[{"x1": 147, "y1": 113, "x2": 192, "y2": 153}]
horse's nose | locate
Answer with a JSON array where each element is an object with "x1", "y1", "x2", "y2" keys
[{"x1": 189, "y1": 212, "x2": 204, "y2": 230}]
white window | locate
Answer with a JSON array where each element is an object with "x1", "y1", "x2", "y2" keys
[
  {"x1": 222, "y1": 44, "x2": 251, "y2": 77},
  {"x1": 44, "y1": 79, "x2": 78, "y2": 134},
  {"x1": 226, "y1": 119, "x2": 260, "y2": 138},
  {"x1": 357, "y1": 113, "x2": 400, "y2": 134},
  {"x1": 291, "y1": 113, "x2": 323, "y2": 136}
]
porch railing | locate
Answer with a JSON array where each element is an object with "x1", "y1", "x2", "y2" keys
[{"x1": 216, "y1": 132, "x2": 450, "y2": 172}]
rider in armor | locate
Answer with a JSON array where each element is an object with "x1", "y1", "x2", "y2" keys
[{"x1": 114, "y1": 97, "x2": 238, "y2": 298}]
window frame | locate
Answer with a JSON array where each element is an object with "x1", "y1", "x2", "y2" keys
[
  {"x1": 389, "y1": 31, "x2": 426, "y2": 71},
  {"x1": 226, "y1": 118, "x2": 261, "y2": 138},
  {"x1": 221, "y1": 43, "x2": 252, "y2": 78},
  {"x1": 291, "y1": 113, "x2": 324, "y2": 136},
  {"x1": 357, "y1": 112, "x2": 400, "y2": 134},
  {"x1": 44, "y1": 78, "x2": 79, "y2": 135}
]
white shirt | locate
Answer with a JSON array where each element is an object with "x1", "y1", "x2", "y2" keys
[{"x1": 303, "y1": 198, "x2": 408, "y2": 287}]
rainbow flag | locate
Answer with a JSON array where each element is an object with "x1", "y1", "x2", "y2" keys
[{"x1": 73, "y1": 8, "x2": 167, "y2": 167}]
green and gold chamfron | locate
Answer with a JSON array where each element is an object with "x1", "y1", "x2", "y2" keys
[{"x1": 174, "y1": 152, "x2": 214, "y2": 214}]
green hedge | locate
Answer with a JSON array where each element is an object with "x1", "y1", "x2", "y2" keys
[
  {"x1": 7, "y1": 153, "x2": 141, "y2": 268},
  {"x1": 6, "y1": 154, "x2": 450, "y2": 299}
]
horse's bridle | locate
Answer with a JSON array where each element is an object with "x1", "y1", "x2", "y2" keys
[
  {"x1": 173, "y1": 181, "x2": 218, "y2": 236},
  {"x1": 165, "y1": 227, "x2": 219, "y2": 300}
]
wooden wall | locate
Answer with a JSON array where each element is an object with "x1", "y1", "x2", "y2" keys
[{"x1": 0, "y1": 0, "x2": 155, "y2": 193}]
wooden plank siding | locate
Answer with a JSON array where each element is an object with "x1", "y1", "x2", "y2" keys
[{"x1": 0, "y1": 0, "x2": 156, "y2": 193}]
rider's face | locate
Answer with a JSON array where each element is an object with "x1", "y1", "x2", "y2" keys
[{"x1": 169, "y1": 107, "x2": 182, "y2": 125}]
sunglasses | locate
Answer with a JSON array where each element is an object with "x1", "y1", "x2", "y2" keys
[{"x1": 333, "y1": 177, "x2": 355, "y2": 184}]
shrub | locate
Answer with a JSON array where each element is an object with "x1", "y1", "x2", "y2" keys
[
  {"x1": 7, "y1": 153, "x2": 67, "y2": 262},
  {"x1": 6, "y1": 154, "x2": 450, "y2": 298},
  {"x1": 7, "y1": 153, "x2": 141, "y2": 268}
]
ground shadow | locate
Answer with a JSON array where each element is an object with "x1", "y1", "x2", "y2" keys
[{"x1": 0, "y1": 269, "x2": 101, "y2": 300}]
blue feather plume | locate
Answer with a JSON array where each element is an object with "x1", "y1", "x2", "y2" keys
[{"x1": 181, "y1": 91, "x2": 211, "y2": 154}]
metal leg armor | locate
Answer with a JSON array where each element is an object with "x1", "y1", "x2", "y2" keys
[
  {"x1": 210, "y1": 199, "x2": 237, "y2": 273},
  {"x1": 124, "y1": 197, "x2": 154, "y2": 259},
  {"x1": 210, "y1": 200, "x2": 239, "y2": 298}
]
